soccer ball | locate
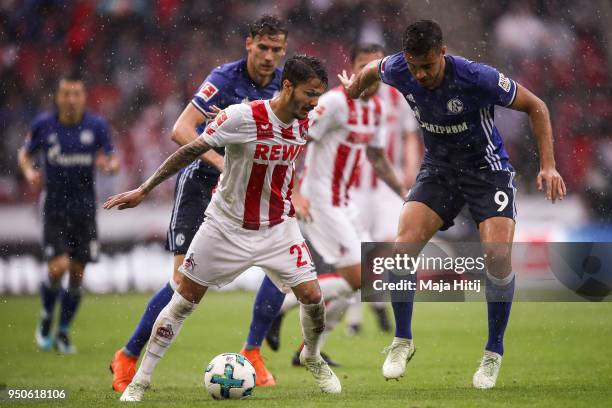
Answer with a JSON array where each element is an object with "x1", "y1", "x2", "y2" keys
[{"x1": 204, "y1": 353, "x2": 256, "y2": 400}]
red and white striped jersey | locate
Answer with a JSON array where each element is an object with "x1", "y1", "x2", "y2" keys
[
  {"x1": 355, "y1": 84, "x2": 419, "y2": 191},
  {"x1": 301, "y1": 86, "x2": 386, "y2": 207},
  {"x1": 202, "y1": 100, "x2": 307, "y2": 230}
]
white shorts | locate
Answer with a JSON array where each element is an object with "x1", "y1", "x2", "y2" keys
[
  {"x1": 352, "y1": 184, "x2": 404, "y2": 241},
  {"x1": 301, "y1": 203, "x2": 370, "y2": 268},
  {"x1": 180, "y1": 215, "x2": 316, "y2": 291}
]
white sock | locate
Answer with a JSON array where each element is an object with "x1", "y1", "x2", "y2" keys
[
  {"x1": 299, "y1": 299, "x2": 326, "y2": 359},
  {"x1": 134, "y1": 292, "x2": 197, "y2": 384},
  {"x1": 345, "y1": 291, "x2": 363, "y2": 326},
  {"x1": 319, "y1": 297, "x2": 350, "y2": 348}
]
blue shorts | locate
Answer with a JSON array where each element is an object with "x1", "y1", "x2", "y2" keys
[
  {"x1": 43, "y1": 211, "x2": 98, "y2": 264},
  {"x1": 407, "y1": 163, "x2": 517, "y2": 231},
  {"x1": 165, "y1": 162, "x2": 218, "y2": 255}
]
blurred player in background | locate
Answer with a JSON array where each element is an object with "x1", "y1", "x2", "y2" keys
[
  {"x1": 255, "y1": 43, "x2": 407, "y2": 365},
  {"x1": 105, "y1": 55, "x2": 341, "y2": 401},
  {"x1": 340, "y1": 19, "x2": 566, "y2": 388},
  {"x1": 18, "y1": 73, "x2": 119, "y2": 354},
  {"x1": 110, "y1": 15, "x2": 287, "y2": 391},
  {"x1": 345, "y1": 81, "x2": 422, "y2": 336}
]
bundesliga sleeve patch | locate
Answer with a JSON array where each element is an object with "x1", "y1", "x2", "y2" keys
[
  {"x1": 498, "y1": 73, "x2": 511, "y2": 92},
  {"x1": 198, "y1": 81, "x2": 219, "y2": 102}
]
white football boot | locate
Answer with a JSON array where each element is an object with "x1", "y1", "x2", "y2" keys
[
  {"x1": 382, "y1": 338, "x2": 416, "y2": 380},
  {"x1": 472, "y1": 350, "x2": 502, "y2": 389},
  {"x1": 299, "y1": 350, "x2": 342, "y2": 394},
  {"x1": 120, "y1": 379, "x2": 150, "y2": 402}
]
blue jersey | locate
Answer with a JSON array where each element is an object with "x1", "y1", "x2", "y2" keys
[
  {"x1": 379, "y1": 53, "x2": 517, "y2": 170},
  {"x1": 25, "y1": 111, "x2": 114, "y2": 214},
  {"x1": 189, "y1": 58, "x2": 282, "y2": 181}
]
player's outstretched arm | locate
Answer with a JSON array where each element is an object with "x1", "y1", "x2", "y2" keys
[
  {"x1": 104, "y1": 137, "x2": 212, "y2": 210},
  {"x1": 509, "y1": 83, "x2": 567, "y2": 203},
  {"x1": 338, "y1": 59, "x2": 382, "y2": 99},
  {"x1": 366, "y1": 146, "x2": 408, "y2": 198}
]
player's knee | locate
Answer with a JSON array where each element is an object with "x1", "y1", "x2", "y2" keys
[
  {"x1": 48, "y1": 256, "x2": 69, "y2": 280},
  {"x1": 297, "y1": 286, "x2": 322, "y2": 305},
  {"x1": 483, "y1": 246, "x2": 512, "y2": 276},
  {"x1": 348, "y1": 278, "x2": 361, "y2": 291}
]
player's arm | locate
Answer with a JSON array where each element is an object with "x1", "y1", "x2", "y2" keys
[
  {"x1": 338, "y1": 59, "x2": 382, "y2": 99},
  {"x1": 366, "y1": 146, "x2": 408, "y2": 198},
  {"x1": 509, "y1": 83, "x2": 566, "y2": 202},
  {"x1": 290, "y1": 148, "x2": 312, "y2": 222},
  {"x1": 104, "y1": 137, "x2": 213, "y2": 210},
  {"x1": 96, "y1": 152, "x2": 120, "y2": 174},
  {"x1": 17, "y1": 143, "x2": 42, "y2": 190},
  {"x1": 171, "y1": 103, "x2": 224, "y2": 172}
]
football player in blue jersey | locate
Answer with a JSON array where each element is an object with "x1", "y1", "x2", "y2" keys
[
  {"x1": 110, "y1": 15, "x2": 287, "y2": 391},
  {"x1": 18, "y1": 73, "x2": 119, "y2": 354},
  {"x1": 339, "y1": 20, "x2": 567, "y2": 388}
]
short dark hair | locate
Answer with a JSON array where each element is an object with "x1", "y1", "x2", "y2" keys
[
  {"x1": 350, "y1": 43, "x2": 385, "y2": 63},
  {"x1": 281, "y1": 55, "x2": 328, "y2": 88},
  {"x1": 248, "y1": 14, "x2": 288, "y2": 39},
  {"x1": 57, "y1": 71, "x2": 85, "y2": 91},
  {"x1": 402, "y1": 20, "x2": 443, "y2": 55}
]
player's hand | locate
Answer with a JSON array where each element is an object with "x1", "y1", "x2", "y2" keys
[
  {"x1": 96, "y1": 154, "x2": 120, "y2": 174},
  {"x1": 337, "y1": 70, "x2": 355, "y2": 91},
  {"x1": 292, "y1": 191, "x2": 312, "y2": 223},
  {"x1": 103, "y1": 187, "x2": 147, "y2": 210},
  {"x1": 24, "y1": 168, "x2": 42, "y2": 190},
  {"x1": 204, "y1": 105, "x2": 222, "y2": 119},
  {"x1": 537, "y1": 167, "x2": 567, "y2": 203}
]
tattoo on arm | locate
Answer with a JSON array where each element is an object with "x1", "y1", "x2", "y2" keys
[
  {"x1": 140, "y1": 137, "x2": 211, "y2": 194},
  {"x1": 366, "y1": 146, "x2": 403, "y2": 196}
]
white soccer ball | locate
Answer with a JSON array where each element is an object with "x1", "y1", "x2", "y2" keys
[{"x1": 204, "y1": 353, "x2": 256, "y2": 400}]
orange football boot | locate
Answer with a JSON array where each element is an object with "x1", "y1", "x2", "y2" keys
[
  {"x1": 240, "y1": 347, "x2": 276, "y2": 386},
  {"x1": 110, "y1": 348, "x2": 138, "y2": 392}
]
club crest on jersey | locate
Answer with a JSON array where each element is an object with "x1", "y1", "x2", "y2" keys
[
  {"x1": 47, "y1": 133, "x2": 58, "y2": 145},
  {"x1": 446, "y1": 98, "x2": 464, "y2": 114},
  {"x1": 498, "y1": 73, "x2": 511, "y2": 92},
  {"x1": 215, "y1": 110, "x2": 228, "y2": 126},
  {"x1": 80, "y1": 129, "x2": 94, "y2": 145},
  {"x1": 198, "y1": 81, "x2": 218, "y2": 102}
]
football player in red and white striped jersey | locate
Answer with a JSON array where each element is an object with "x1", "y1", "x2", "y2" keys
[
  {"x1": 104, "y1": 55, "x2": 342, "y2": 401},
  {"x1": 276, "y1": 44, "x2": 407, "y2": 356},
  {"x1": 345, "y1": 83, "x2": 422, "y2": 335}
]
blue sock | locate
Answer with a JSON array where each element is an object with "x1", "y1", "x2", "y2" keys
[
  {"x1": 40, "y1": 280, "x2": 61, "y2": 319},
  {"x1": 390, "y1": 271, "x2": 415, "y2": 339},
  {"x1": 246, "y1": 276, "x2": 285, "y2": 348},
  {"x1": 485, "y1": 275, "x2": 515, "y2": 355},
  {"x1": 59, "y1": 286, "x2": 83, "y2": 333},
  {"x1": 124, "y1": 282, "x2": 175, "y2": 357}
]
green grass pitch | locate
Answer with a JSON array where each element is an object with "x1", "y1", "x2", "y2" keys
[{"x1": 1, "y1": 292, "x2": 611, "y2": 407}]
